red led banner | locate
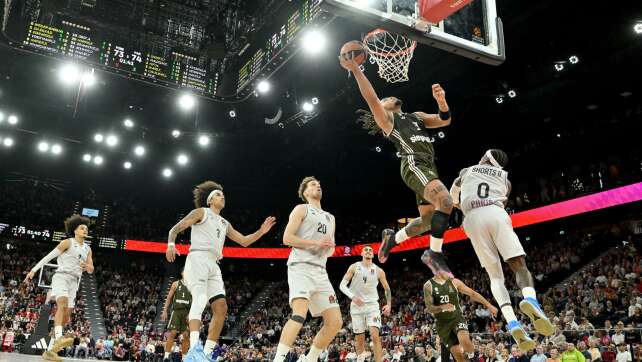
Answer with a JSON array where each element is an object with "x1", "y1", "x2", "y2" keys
[{"x1": 124, "y1": 182, "x2": 642, "y2": 258}]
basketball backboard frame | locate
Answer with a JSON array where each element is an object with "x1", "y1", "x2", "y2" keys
[{"x1": 320, "y1": 0, "x2": 505, "y2": 65}]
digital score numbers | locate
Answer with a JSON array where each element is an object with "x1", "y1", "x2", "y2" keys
[
  {"x1": 237, "y1": 0, "x2": 320, "y2": 92},
  {"x1": 21, "y1": 21, "x2": 219, "y2": 96}
]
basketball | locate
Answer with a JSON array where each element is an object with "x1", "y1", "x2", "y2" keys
[{"x1": 340, "y1": 40, "x2": 367, "y2": 66}]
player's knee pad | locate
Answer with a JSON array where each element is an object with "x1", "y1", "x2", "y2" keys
[
  {"x1": 289, "y1": 314, "x2": 305, "y2": 324},
  {"x1": 431, "y1": 210, "x2": 450, "y2": 238},
  {"x1": 188, "y1": 292, "x2": 208, "y2": 321}
]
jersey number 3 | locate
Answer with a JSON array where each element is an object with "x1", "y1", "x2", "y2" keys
[{"x1": 317, "y1": 223, "x2": 327, "y2": 234}]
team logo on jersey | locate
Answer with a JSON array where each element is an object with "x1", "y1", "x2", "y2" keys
[
  {"x1": 449, "y1": 286, "x2": 454, "y2": 293},
  {"x1": 328, "y1": 294, "x2": 337, "y2": 304},
  {"x1": 370, "y1": 269, "x2": 375, "y2": 274},
  {"x1": 325, "y1": 215, "x2": 330, "y2": 222}
]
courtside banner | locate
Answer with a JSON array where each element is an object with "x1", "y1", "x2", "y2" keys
[{"x1": 124, "y1": 182, "x2": 642, "y2": 258}]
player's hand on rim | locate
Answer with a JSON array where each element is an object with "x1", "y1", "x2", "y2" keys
[
  {"x1": 260, "y1": 216, "x2": 277, "y2": 235},
  {"x1": 339, "y1": 53, "x2": 360, "y2": 72}
]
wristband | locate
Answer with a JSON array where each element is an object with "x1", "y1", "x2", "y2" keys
[{"x1": 439, "y1": 109, "x2": 451, "y2": 121}]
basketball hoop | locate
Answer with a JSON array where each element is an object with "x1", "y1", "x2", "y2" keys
[{"x1": 363, "y1": 28, "x2": 417, "y2": 83}]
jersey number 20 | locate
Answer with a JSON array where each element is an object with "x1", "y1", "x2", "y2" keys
[
  {"x1": 439, "y1": 295, "x2": 450, "y2": 304},
  {"x1": 317, "y1": 223, "x2": 327, "y2": 234}
]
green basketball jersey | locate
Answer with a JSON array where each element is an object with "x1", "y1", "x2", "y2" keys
[
  {"x1": 429, "y1": 278, "x2": 463, "y2": 323},
  {"x1": 386, "y1": 112, "x2": 436, "y2": 161},
  {"x1": 172, "y1": 280, "x2": 192, "y2": 311}
]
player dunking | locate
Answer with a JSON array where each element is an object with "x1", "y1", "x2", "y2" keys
[
  {"x1": 160, "y1": 270, "x2": 191, "y2": 361},
  {"x1": 24, "y1": 215, "x2": 94, "y2": 362},
  {"x1": 423, "y1": 274, "x2": 497, "y2": 362},
  {"x1": 165, "y1": 180, "x2": 276, "y2": 361},
  {"x1": 339, "y1": 54, "x2": 454, "y2": 277},
  {"x1": 339, "y1": 245, "x2": 392, "y2": 362},
  {"x1": 273, "y1": 176, "x2": 342, "y2": 362},
  {"x1": 449, "y1": 149, "x2": 554, "y2": 351}
]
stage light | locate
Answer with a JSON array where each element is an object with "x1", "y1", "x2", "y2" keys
[
  {"x1": 123, "y1": 119, "x2": 134, "y2": 128},
  {"x1": 171, "y1": 129, "x2": 181, "y2": 138},
  {"x1": 105, "y1": 134, "x2": 118, "y2": 147},
  {"x1": 556, "y1": 133, "x2": 561, "y2": 138},
  {"x1": 634, "y1": 23, "x2": 642, "y2": 34},
  {"x1": 508, "y1": 90, "x2": 517, "y2": 98},
  {"x1": 94, "y1": 133, "x2": 104, "y2": 143},
  {"x1": 3, "y1": 138, "x2": 13, "y2": 147},
  {"x1": 495, "y1": 97, "x2": 504, "y2": 104},
  {"x1": 302, "y1": 102, "x2": 314, "y2": 112},
  {"x1": 554, "y1": 63, "x2": 565, "y2": 71},
  {"x1": 301, "y1": 30, "x2": 326, "y2": 54},
  {"x1": 162, "y1": 168, "x2": 173, "y2": 178},
  {"x1": 229, "y1": 110, "x2": 236, "y2": 118},
  {"x1": 375, "y1": 146, "x2": 381, "y2": 153},
  {"x1": 82, "y1": 69, "x2": 96, "y2": 86},
  {"x1": 51, "y1": 144, "x2": 62, "y2": 155},
  {"x1": 198, "y1": 135, "x2": 210, "y2": 147},
  {"x1": 93, "y1": 155, "x2": 104, "y2": 165},
  {"x1": 257, "y1": 80, "x2": 270, "y2": 94},
  {"x1": 123, "y1": 161, "x2": 132, "y2": 169},
  {"x1": 569, "y1": 55, "x2": 579, "y2": 64},
  {"x1": 83, "y1": 154, "x2": 92, "y2": 162},
  {"x1": 177, "y1": 153, "x2": 189, "y2": 165},
  {"x1": 178, "y1": 94, "x2": 196, "y2": 110},
  {"x1": 311, "y1": 97, "x2": 319, "y2": 105},
  {"x1": 7, "y1": 115, "x2": 18, "y2": 125},
  {"x1": 38, "y1": 141, "x2": 49, "y2": 152},
  {"x1": 59, "y1": 64, "x2": 80, "y2": 84},
  {"x1": 134, "y1": 145, "x2": 145, "y2": 157}
]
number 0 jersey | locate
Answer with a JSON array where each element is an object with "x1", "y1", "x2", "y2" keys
[
  {"x1": 459, "y1": 164, "x2": 509, "y2": 215},
  {"x1": 287, "y1": 204, "x2": 335, "y2": 268}
]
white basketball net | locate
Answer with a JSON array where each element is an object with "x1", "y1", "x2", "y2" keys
[{"x1": 363, "y1": 29, "x2": 417, "y2": 83}]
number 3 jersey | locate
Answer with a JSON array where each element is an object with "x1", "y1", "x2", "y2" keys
[
  {"x1": 459, "y1": 164, "x2": 509, "y2": 215},
  {"x1": 287, "y1": 204, "x2": 335, "y2": 269},
  {"x1": 190, "y1": 207, "x2": 229, "y2": 261}
]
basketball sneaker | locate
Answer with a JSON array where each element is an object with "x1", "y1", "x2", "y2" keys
[
  {"x1": 41, "y1": 350, "x2": 63, "y2": 362},
  {"x1": 519, "y1": 297, "x2": 554, "y2": 336},
  {"x1": 377, "y1": 229, "x2": 396, "y2": 263},
  {"x1": 50, "y1": 335, "x2": 74, "y2": 353},
  {"x1": 184, "y1": 343, "x2": 212, "y2": 362},
  {"x1": 507, "y1": 320, "x2": 536, "y2": 352},
  {"x1": 421, "y1": 249, "x2": 453, "y2": 279}
]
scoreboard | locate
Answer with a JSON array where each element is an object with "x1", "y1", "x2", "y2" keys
[
  {"x1": 237, "y1": 0, "x2": 321, "y2": 92},
  {"x1": 20, "y1": 20, "x2": 219, "y2": 97}
]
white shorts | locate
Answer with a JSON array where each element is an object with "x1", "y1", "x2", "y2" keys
[
  {"x1": 288, "y1": 263, "x2": 339, "y2": 317},
  {"x1": 51, "y1": 273, "x2": 79, "y2": 307},
  {"x1": 350, "y1": 302, "x2": 381, "y2": 334},
  {"x1": 184, "y1": 251, "x2": 225, "y2": 300},
  {"x1": 463, "y1": 205, "x2": 525, "y2": 269}
]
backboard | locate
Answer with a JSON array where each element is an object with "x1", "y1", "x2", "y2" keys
[{"x1": 320, "y1": 0, "x2": 505, "y2": 65}]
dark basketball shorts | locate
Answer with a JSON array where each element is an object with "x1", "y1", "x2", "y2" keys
[{"x1": 400, "y1": 156, "x2": 440, "y2": 205}]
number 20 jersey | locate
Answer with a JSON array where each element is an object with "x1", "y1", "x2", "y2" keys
[
  {"x1": 459, "y1": 164, "x2": 509, "y2": 215},
  {"x1": 287, "y1": 204, "x2": 335, "y2": 268}
]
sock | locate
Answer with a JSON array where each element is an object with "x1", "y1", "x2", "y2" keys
[
  {"x1": 306, "y1": 345, "x2": 323, "y2": 361},
  {"x1": 501, "y1": 305, "x2": 518, "y2": 324},
  {"x1": 189, "y1": 331, "x2": 200, "y2": 348},
  {"x1": 395, "y1": 228, "x2": 409, "y2": 244},
  {"x1": 430, "y1": 236, "x2": 443, "y2": 252},
  {"x1": 522, "y1": 287, "x2": 537, "y2": 300},
  {"x1": 54, "y1": 326, "x2": 63, "y2": 339},
  {"x1": 203, "y1": 339, "x2": 217, "y2": 356},
  {"x1": 164, "y1": 352, "x2": 170, "y2": 359},
  {"x1": 273, "y1": 343, "x2": 291, "y2": 362}
]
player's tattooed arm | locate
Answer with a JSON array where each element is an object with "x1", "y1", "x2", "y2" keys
[
  {"x1": 167, "y1": 208, "x2": 204, "y2": 245},
  {"x1": 423, "y1": 281, "x2": 449, "y2": 314}
]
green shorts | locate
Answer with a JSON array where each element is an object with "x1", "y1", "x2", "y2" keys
[
  {"x1": 400, "y1": 156, "x2": 440, "y2": 205},
  {"x1": 436, "y1": 316, "x2": 468, "y2": 350},
  {"x1": 167, "y1": 309, "x2": 189, "y2": 332}
]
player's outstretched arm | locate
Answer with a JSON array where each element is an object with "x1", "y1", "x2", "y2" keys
[
  {"x1": 414, "y1": 84, "x2": 451, "y2": 129},
  {"x1": 283, "y1": 205, "x2": 335, "y2": 249},
  {"x1": 378, "y1": 268, "x2": 392, "y2": 315},
  {"x1": 227, "y1": 216, "x2": 276, "y2": 247},
  {"x1": 452, "y1": 278, "x2": 498, "y2": 318},
  {"x1": 161, "y1": 281, "x2": 178, "y2": 322},
  {"x1": 166, "y1": 208, "x2": 204, "y2": 262},
  {"x1": 24, "y1": 238, "x2": 71, "y2": 283},
  {"x1": 339, "y1": 56, "x2": 393, "y2": 135}
]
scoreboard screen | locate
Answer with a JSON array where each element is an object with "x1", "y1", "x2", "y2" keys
[
  {"x1": 237, "y1": 0, "x2": 320, "y2": 92},
  {"x1": 15, "y1": 20, "x2": 220, "y2": 97}
]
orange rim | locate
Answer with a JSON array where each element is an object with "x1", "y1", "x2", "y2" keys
[{"x1": 363, "y1": 28, "x2": 417, "y2": 57}]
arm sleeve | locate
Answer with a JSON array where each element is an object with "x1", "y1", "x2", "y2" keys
[
  {"x1": 339, "y1": 278, "x2": 355, "y2": 300},
  {"x1": 31, "y1": 248, "x2": 62, "y2": 273}
]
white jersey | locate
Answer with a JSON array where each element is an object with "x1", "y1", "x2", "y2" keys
[
  {"x1": 349, "y1": 262, "x2": 380, "y2": 303},
  {"x1": 189, "y1": 208, "x2": 229, "y2": 260},
  {"x1": 287, "y1": 204, "x2": 335, "y2": 268},
  {"x1": 57, "y1": 238, "x2": 90, "y2": 278},
  {"x1": 459, "y1": 164, "x2": 509, "y2": 215}
]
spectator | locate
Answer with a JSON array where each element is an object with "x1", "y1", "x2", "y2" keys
[
  {"x1": 509, "y1": 345, "x2": 529, "y2": 362},
  {"x1": 531, "y1": 345, "x2": 547, "y2": 362},
  {"x1": 561, "y1": 343, "x2": 586, "y2": 362},
  {"x1": 548, "y1": 347, "x2": 562, "y2": 362},
  {"x1": 615, "y1": 344, "x2": 631, "y2": 362}
]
